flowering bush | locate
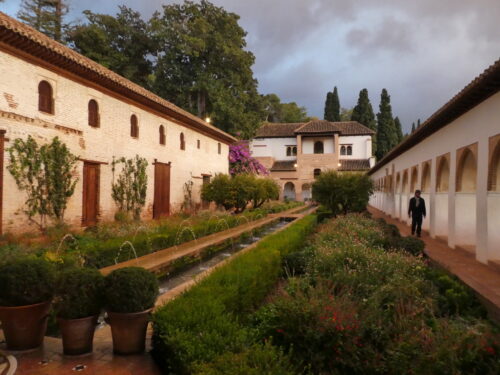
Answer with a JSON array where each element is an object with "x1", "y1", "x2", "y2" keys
[{"x1": 229, "y1": 142, "x2": 268, "y2": 175}]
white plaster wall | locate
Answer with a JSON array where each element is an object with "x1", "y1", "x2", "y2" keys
[
  {"x1": 454, "y1": 194, "x2": 476, "y2": 246},
  {"x1": 434, "y1": 193, "x2": 448, "y2": 237},
  {"x1": 487, "y1": 193, "x2": 500, "y2": 259},
  {"x1": 370, "y1": 91, "x2": 500, "y2": 263},
  {"x1": 0, "y1": 50, "x2": 230, "y2": 233},
  {"x1": 250, "y1": 137, "x2": 296, "y2": 160},
  {"x1": 421, "y1": 193, "x2": 430, "y2": 231},
  {"x1": 302, "y1": 137, "x2": 334, "y2": 154},
  {"x1": 338, "y1": 135, "x2": 372, "y2": 159}
]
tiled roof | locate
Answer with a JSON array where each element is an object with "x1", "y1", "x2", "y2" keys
[
  {"x1": 270, "y1": 160, "x2": 297, "y2": 171},
  {"x1": 255, "y1": 121, "x2": 375, "y2": 138},
  {"x1": 370, "y1": 58, "x2": 500, "y2": 175},
  {"x1": 338, "y1": 159, "x2": 371, "y2": 171},
  {"x1": 0, "y1": 12, "x2": 236, "y2": 144}
]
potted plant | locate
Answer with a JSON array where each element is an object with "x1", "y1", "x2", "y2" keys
[
  {"x1": 104, "y1": 267, "x2": 159, "y2": 355},
  {"x1": 0, "y1": 257, "x2": 55, "y2": 350},
  {"x1": 54, "y1": 267, "x2": 104, "y2": 355}
]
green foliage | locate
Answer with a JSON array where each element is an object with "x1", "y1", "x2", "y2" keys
[
  {"x1": 152, "y1": 215, "x2": 317, "y2": 373},
  {"x1": 111, "y1": 155, "x2": 148, "y2": 220},
  {"x1": 104, "y1": 267, "x2": 159, "y2": 313},
  {"x1": 201, "y1": 173, "x2": 234, "y2": 210},
  {"x1": 54, "y1": 267, "x2": 104, "y2": 319},
  {"x1": 181, "y1": 179, "x2": 195, "y2": 213},
  {"x1": 312, "y1": 171, "x2": 373, "y2": 215},
  {"x1": 282, "y1": 247, "x2": 315, "y2": 276},
  {"x1": 0, "y1": 257, "x2": 55, "y2": 306},
  {"x1": 394, "y1": 116, "x2": 404, "y2": 143},
  {"x1": 249, "y1": 178, "x2": 279, "y2": 209},
  {"x1": 394, "y1": 236, "x2": 425, "y2": 256},
  {"x1": 324, "y1": 86, "x2": 341, "y2": 121},
  {"x1": 67, "y1": 6, "x2": 155, "y2": 88},
  {"x1": 263, "y1": 93, "x2": 309, "y2": 123},
  {"x1": 18, "y1": 0, "x2": 68, "y2": 42},
  {"x1": 351, "y1": 88, "x2": 376, "y2": 155},
  {"x1": 7, "y1": 136, "x2": 78, "y2": 230},
  {"x1": 376, "y1": 88, "x2": 398, "y2": 160}
]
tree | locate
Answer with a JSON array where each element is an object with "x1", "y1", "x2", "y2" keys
[
  {"x1": 7, "y1": 136, "x2": 78, "y2": 231},
  {"x1": 250, "y1": 178, "x2": 279, "y2": 208},
  {"x1": 411, "y1": 122, "x2": 416, "y2": 133},
  {"x1": 324, "y1": 86, "x2": 340, "y2": 121},
  {"x1": 340, "y1": 107, "x2": 353, "y2": 121},
  {"x1": 351, "y1": 88, "x2": 377, "y2": 155},
  {"x1": 150, "y1": 0, "x2": 263, "y2": 138},
  {"x1": 201, "y1": 174, "x2": 234, "y2": 211},
  {"x1": 375, "y1": 89, "x2": 398, "y2": 160},
  {"x1": 312, "y1": 171, "x2": 373, "y2": 215},
  {"x1": 18, "y1": 0, "x2": 69, "y2": 42},
  {"x1": 417, "y1": 118, "x2": 421, "y2": 128},
  {"x1": 229, "y1": 142, "x2": 268, "y2": 175},
  {"x1": 111, "y1": 155, "x2": 148, "y2": 220},
  {"x1": 262, "y1": 94, "x2": 309, "y2": 123},
  {"x1": 394, "y1": 116, "x2": 404, "y2": 144},
  {"x1": 67, "y1": 7, "x2": 154, "y2": 89}
]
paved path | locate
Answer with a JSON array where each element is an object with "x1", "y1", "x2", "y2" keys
[
  {"x1": 368, "y1": 206, "x2": 500, "y2": 322},
  {"x1": 101, "y1": 205, "x2": 307, "y2": 275}
]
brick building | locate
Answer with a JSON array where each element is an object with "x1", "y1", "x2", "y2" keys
[
  {"x1": 0, "y1": 12, "x2": 236, "y2": 233},
  {"x1": 250, "y1": 120, "x2": 375, "y2": 200}
]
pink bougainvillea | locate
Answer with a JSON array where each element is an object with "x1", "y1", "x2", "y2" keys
[{"x1": 229, "y1": 142, "x2": 269, "y2": 175}]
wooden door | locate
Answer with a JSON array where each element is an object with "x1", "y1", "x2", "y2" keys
[
  {"x1": 154, "y1": 162, "x2": 171, "y2": 219},
  {"x1": 82, "y1": 162, "x2": 100, "y2": 226}
]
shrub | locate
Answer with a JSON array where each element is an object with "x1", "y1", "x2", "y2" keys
[
  {"x1": 282, "y1": 247, "x2": 315, "y2": 276},
  {"x1": 201, "y1": 173, "x2": 235, "y2": 210},
  {"x1": 312, "y1": 171, "x2": 373, "y2": 215},
  {"x1": 104, "y1": 267, "x2": 159, "y2": 313},
  {"x1": 0, "y1": 257, "x2": 55, "y2": 306},
  {"x1": 394, "y1": 236, "x2": 425, "y2": 256},
  {"x1": 54, "y1": 267, "x2": 104, "y2": 319},
  {"x1": 250, "y1": 178, "x2": 280, "y2": 209}
]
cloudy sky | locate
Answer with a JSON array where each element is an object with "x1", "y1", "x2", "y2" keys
[{"x1": 2, "y1": 0, "x2": 499, "y2": 133}]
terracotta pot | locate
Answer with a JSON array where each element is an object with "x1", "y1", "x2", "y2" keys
[
  {"x1": 58, "y1": 315, "x2": 98, "y2": 356},
  {"x1": 0, "y1": 301, "x2": 51, "y2": 351},
  {"x1": 107, "y1": 309, "x2": 152, "y2": 355}
]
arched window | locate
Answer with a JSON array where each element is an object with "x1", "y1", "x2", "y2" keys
[
  {"x1": 38, "y1": 80, "x2": 53, "y2": 114},
  {"x1": 218, "y1": 143, "x2": 221, "y2": 154},
  {"x1": 396, "y1": 173, "x2": 401, "y2": 193},
  {"x1": 314, "y1": 141, "x2": 324, "y2": 154},
  {"x1": 130, "y1": 114, "x2": 139, "y2": 138},
  {"x1": 347, "y1": 145, "x2": 352, "y2": 155},
  {"x1": 159, "y1": 125, "x2": 165, "y2": 145},
  {"x1": 456, "y1": 149, "x2": 477, "y2": 192},
  {"x1": 421, "y1": 163, "x2": 431, "y2": 192},
  {"x1": 410, "y1": 167, "x2": 418, "y2": 193},
  {"x1": 180, "y1": 132, "x2": 185, "y2": 150},
  {"x1": 286, "y1": 146, "x2": 291, "y2": 156},
  {"x1": 340, "y1": 145, "x2": 346, "y2": 155},
  {"x1": 436, "y1": 157, "x2": 450, "y2": 192},
  {"x1": 489, "y1": 142, "x2": 500, "y2": 191},
  {"x1": 88, "y1": 99, "x2": 99, "y2": 127},
  {"x1": 402, "y1": 170, "x2": 409, "y2": 193},
  {"x1": 292, "y1": 146, "x2": 297, "y2": 156},
  {"x1": 314, "y1": 168, "x2": 321, "y2": 178},
  {"x1": 283, "y1": 182, "x2": 296, "y2": 200}
]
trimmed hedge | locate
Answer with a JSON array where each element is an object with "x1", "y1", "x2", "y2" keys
[{"x1": 152, "y1": 214, "x2": 317, "y2": 374}]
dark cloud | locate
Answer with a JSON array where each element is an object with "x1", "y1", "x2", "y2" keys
[{"x1": 2, "y1": 0, "x2": 499, "y2": 133}]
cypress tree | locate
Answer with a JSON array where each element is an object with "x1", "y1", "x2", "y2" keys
[
  {"x1": 417, "y1": 118, "x2": 421, "y2": 128},
  {"x1": 351, "y1": 88, "x2": 377, "y2": 155},
  {"x1": 375, "y1": 89, "x2": 397, "y2": 160},
  {"x1": 324, "y1": 86, "x2": 340, "y2": 121},
  {"x1": 394, "y1": 116, "x2": 404, "y2": 143},
  {"x1": 411, "y1": 122, "x2": 416, "y2": 133},
  {"x1": 18, "y1": 0, "x2": 69, "y2": 42}
]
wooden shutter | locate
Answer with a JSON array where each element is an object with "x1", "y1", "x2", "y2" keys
[
  {"x1": 131, "y1": 115, "x2": 138, "y2": 138},
  {"x1": 38, "y1": 81, "x2": 53, "y2": 114},
  {"x1": 88, "y1": 99, "x2": 99, "y2": 127}
]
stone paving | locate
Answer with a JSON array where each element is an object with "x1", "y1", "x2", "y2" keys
[{"x1": 368, "y1": 206, "x2": 500, "y2": 322}]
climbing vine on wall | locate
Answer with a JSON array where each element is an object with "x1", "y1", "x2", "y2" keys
[
  {"x1": 7, "y1": 136, "x2": 78, "y2": 231},
  {"x1": 111, "y1": 155, "x2": 148, "y2": 220}
]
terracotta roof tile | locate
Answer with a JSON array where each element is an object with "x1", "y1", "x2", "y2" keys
[
  {"x1": 0, "y1": 12, "x2": 236, "y2": 144},
  {"x1": 255, "y1": 121, "x2": 375, "y2": 138},
  {"x1": 338, "y1": 159, "x2": 371, "y2": 171},
  {"x1": 270, "y1": 160, "x2": 297, "y2": 171}
]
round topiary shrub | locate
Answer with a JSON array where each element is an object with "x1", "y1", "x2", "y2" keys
[
  {"x1": 54, "y1": 267, "x2": 104, "y2": 319},
  {"x1": 395, "y1": 236, "x2": 425, "y2": 256},
  {"x1": 104, "y1": 267, "x2": 159, "y2": 313},
  {"x1": 0, "y1": 257, "x2": 56, "y2": 306}
]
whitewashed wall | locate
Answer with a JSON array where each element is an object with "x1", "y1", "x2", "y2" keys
[
  {"x1": 250, "y1": 137, "x2": 296, "y2": 160},
  {"x1": 338, "y1": 135, "x2": 372, "y2": 159},
  {"x1": 302, "y1": 137, "x2": 334, "y2": 154}
]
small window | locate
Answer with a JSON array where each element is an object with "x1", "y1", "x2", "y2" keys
[
  {"x1": 197, "y1": 139, "x2": 201, "y2": 149},
  {"x1": 340, "y1": 145, "x2": 346, "y2": 155},
  {"x1": 218, "y1": 143, "x2": 221, "y2": 155},
  {"x1": 292, "y1": 146, "x2": 297, "y2": 156},
  {"x1": 88, "y1": 99, "x2": 99, "y2": 127},
  {"x1": 159, "y1": 125, "x2": 165, "y2": 145},
  {"x1": 38, "y1": 80, "x2": 53, "y2": 114},
  {"x1": 347, "y1": 145, "x2": 352, "y2": 155},
  {"x1": 130, "y1": 114, "x2": 139, "y2": 138},
  {"x1": 314, "y1": 168, "x2": 321, "y2": 178},
  {"x1": 286, "y1": 146, "x2": 291, "y2": 156},
  {"x1": 314, "y1": 141, "x2": 324, "y2": 154},
  {"x1": 180, "y1": 132, "x2": 185, "y2": 150}
]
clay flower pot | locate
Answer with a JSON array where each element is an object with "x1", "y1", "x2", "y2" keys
[
  {"x1": 107, "y1": 309, "x2": 152, "y2": 355},
  {"x1": 58, "y1": 315, "x2": 98, "y2": 356},
  {"x1": 0, "y1": 301, "x2": 51, "y2": 351}
]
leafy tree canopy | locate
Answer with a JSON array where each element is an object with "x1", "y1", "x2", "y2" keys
[
  {"x1": 324, "y1": 86, "x2": 340, "y2": 121},
  {"x1": 376, "y1": 89, "x2": 398, "y2": 160},
  {"x1": 18, "y1": 0, "x2": 69, "y2": 41},
  {"x1": 263, "y1": 94, "x2": 309, "y2": 123}
]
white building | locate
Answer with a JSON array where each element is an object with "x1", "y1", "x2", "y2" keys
[
  {"x1": 369, "y1": 58, "x2": 500, "y2": 266},
  {"x1": 0, "y1": 12, "x2": 236, "y2": 233},
  {"x1": 250, "y1": 120, "x2": 375, "y2": 200}
]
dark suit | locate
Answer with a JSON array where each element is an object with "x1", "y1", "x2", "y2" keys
[{"x1": 408, "y1": 197, "x2": 426, "y2": 236}]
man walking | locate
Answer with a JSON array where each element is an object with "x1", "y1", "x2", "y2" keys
[{"x1": 408, "y1": 189, "x2": 426, "y2": 237}]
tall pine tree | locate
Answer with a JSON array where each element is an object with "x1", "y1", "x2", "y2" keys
[
  {"x1": 411, "y1": 122, "x2": 416, "y2": 133},
  {"x1": 324, "y1": 86, "x2": 340, "y2": 121},
  {"x1": 394, "y1": 116, "x2": 404, "y2": 143},
  {"x1": 375, "y1": 89, "x2": 397, "y2": 160},
  {"x1": 351, "y1": 88, "x2": 377, "y2": 155},
  {"x1": 18, "y1": 0, "x2": 69, "y2": 42}
]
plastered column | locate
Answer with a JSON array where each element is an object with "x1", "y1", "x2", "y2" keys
[
  {"x1": 476, "y1": 136, "x2": 489, "y2": 263},
  {"x1": 429, "y1": 157, "x2": 437, "y2": 238},
  {"x1": 448, "y1": 151, "x2": 457, "y2": 249}
]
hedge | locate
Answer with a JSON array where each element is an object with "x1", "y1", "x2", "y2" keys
[{"x1": 151, "y1": 214, "x2": 317, "y2": 374}]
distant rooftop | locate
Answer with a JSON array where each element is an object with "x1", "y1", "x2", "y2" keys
[{"x1": 255, "y1": 120, "x2": 375, "y2": 138}]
